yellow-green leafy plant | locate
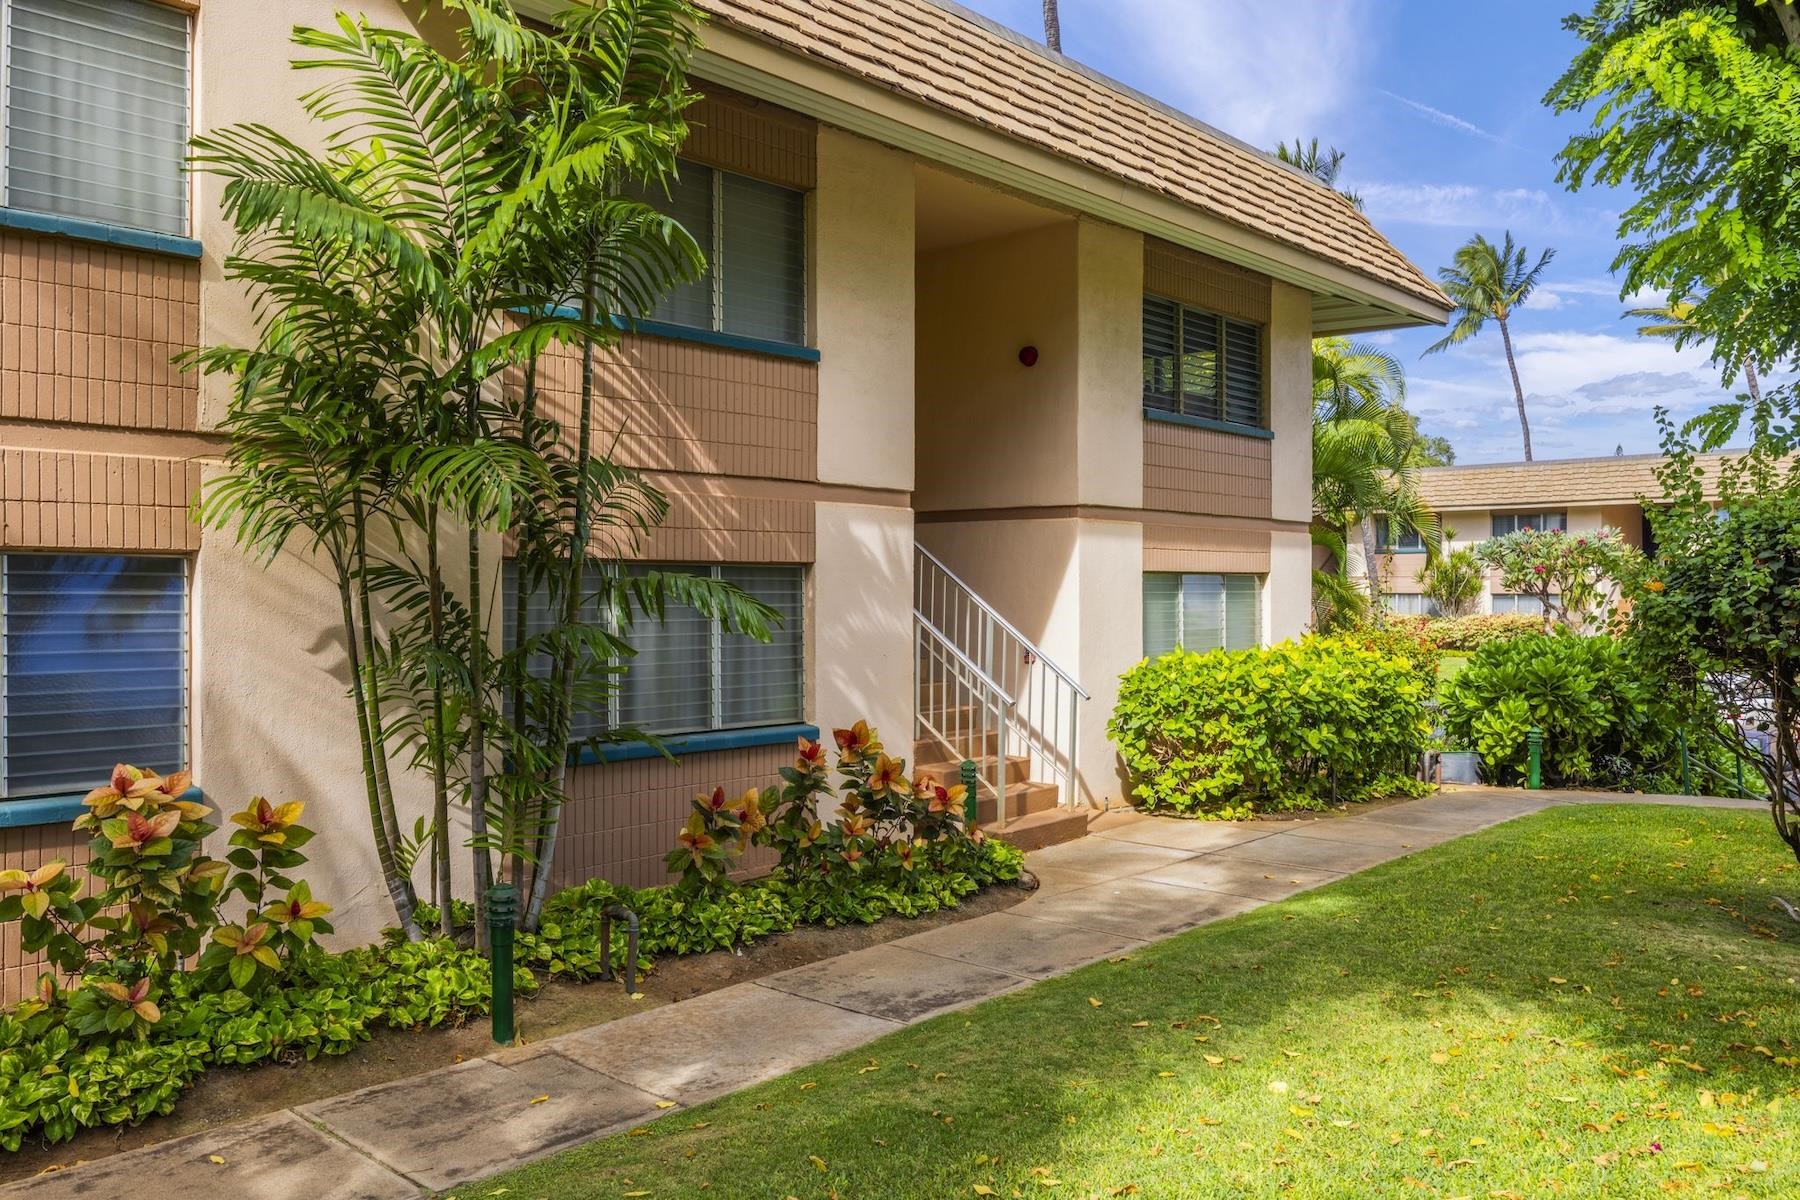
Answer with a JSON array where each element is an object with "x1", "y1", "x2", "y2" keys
[{"x1": 216, "y1": 796, "x2": 334, "y2": 974}]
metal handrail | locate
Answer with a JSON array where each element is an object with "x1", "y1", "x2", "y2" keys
[
  {"x1": 912, "y1": 610, "x2": 1015, "y2": 705},
  {"x1": 913, "y1": 544, "x2": 1087, "y2": 813},
  {"x1": 916, "y1": 544, "x2": 1090, "y2": 699}
]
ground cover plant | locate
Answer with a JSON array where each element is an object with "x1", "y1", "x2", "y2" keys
[
  {"x1": 1111, "y1": 635, "x2": 1433, "y2": 817},
  {"x1": 482, "y1": 803, "x2": 1800, "y2": 1199}
]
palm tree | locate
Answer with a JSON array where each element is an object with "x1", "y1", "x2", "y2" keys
[
  {"x1": 1275, "y1": 138, "x2": 1363, "y2": 210},
  {"x1": 1042, "y1": 0, "x2": 1062, "y2": 51},
  {"x1": 1312, "y1": 338, "x2": 1438, "y2": 612},
  {"x1": 1625, "y1": 298, "x2": 1764, "y2": 404},
  {"x1": 1425, "y1": 232, "x2": 1555, "y2": 461}
]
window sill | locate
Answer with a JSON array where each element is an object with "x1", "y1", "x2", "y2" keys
[
  {"x1": 572, "y1": 722, "x2": 821, "y2": 768},
  {"x1": 0, "y1": 786, "x2": 205, "y2": 830},
  {"x1": 537, "y1": 307, "x2": 820, "y2": 363},
  {"x1": 1143, "y1": 409, "x2": 1273, "y2": 440},
  {"x1": 0, "y1": 207, "x2": 202, "y2": 259}
]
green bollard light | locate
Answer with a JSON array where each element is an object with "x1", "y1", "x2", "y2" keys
[
  {"x1": 1526, "y1": 727, "x2": 1543, "y2": 791},
  {"x1": 961, "y1": 758, "x2": 979, "y2": 828},
  {"x1": 487, "y1": 884, "x2": 518, "y2": 1046}
]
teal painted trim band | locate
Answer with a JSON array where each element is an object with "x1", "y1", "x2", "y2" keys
[
  {"x1": 536, "y1": 306, "x2": 820, "y2": 362},
  {"x1": 0, "y1": 207, "x2": 202, "y2": 259},
  {"x1": 1143, "y1": 408, "x2": 1274, "y2": 440},
  {"x1": 573, "y1": 723, "x2": 819, "y2": 768},
  {"x1": 0, "y1": 786, "x2": 204, "y2": 830}
]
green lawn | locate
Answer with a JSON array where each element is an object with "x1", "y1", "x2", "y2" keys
[
  {"x1": 1437, "y1": 653, "x2": 1470, "y2": 688},
  {"x1": 476, "y1": 806, "x2": 1800, "y2": 1199}
]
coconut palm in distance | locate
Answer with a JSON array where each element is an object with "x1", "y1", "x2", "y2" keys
[
  {"x1": 1625, "y1": 298, "x2": 1764, "y2": 404},
  {"x1": 1425, "y1": 232, "x2": 1556, "y2": 460}
]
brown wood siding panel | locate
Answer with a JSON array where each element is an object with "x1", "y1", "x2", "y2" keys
[
  {"x1": 534, "y1": 333, "x2": 818, "y2": 484},
  {"x1": 0, "y1": 232, "x2": 199, "y2": 431},
  {"x1": 1378, "y1": 554, "x2": 1428, "y2": 594},
  {"x1": 1143, "y1": 524, "x2": 1271, "y2": 574},
  {"x1": 0, "y1": 449, "x2": 202, "y2": 551},
  {"x1": 1142, "y1": 421, "x2": 1272, "y2": 519},
  {"x1": 0, "y1": 824, "x2": 91, "y2": 1005},
  {"x1": 631, "y1": 475, "x2": 814, "y2": 563},
  {"x1": 1144, "y1": 238, "x2": 1272, "y2": 324},
  {"x1": 684, "y1": 84, "x2": 817, "y2": 189},
  {"x1": 553, "y1": 744, "x2": 792, "y2": 891}
]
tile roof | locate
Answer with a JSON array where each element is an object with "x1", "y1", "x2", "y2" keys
[
  {"x1": 1416, "y1": 453, "x2": 1734, "y2": 510},
  {"x1": 700, "y1": 0, "x2": 1447, "y2": 311}
]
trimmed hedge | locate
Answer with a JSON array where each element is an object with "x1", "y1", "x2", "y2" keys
[
  {"x1": 1388, "y1": 612, "x2": 1544, "y2": 651},
  {"x1": 1109, "y1": 635, "x2": 1433, "y2": 818}
]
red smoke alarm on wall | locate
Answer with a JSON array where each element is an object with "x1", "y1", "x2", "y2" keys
[{"x1": 1018, "y1": 345, "x2": 1039, "y2": 367}]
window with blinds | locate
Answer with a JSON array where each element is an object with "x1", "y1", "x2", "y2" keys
[
  {"x1": 1374, "y1": 516, "x2": 1427, "y2": 553},
  {"x1": 1142, "y1": 295, "x2": 1264, "y2": 428},
  {"x1": 1, "y1": 0, "x2": 191, "y2": 235},
  {"x1": 636, "y1": 159, "x2": 807, "y2": 346},
  {"x1": 1383, "y1": 593, "x2": 1439, "y2": 617},
  {"x1": 502, "y1": 562, "x2": 804, "y2": 741},
  {"x1": 1142, "y1": 572, "x2": 1261, "y2": 658},
  {"x1": 0, "y1": 554, "x2": 188, "y2": 799},
  {"x1": 1491, "y1": 593, "x2": 1545, "y2": 616},
  {"x1": 1490, "y1": 511, "x2": 1567, "y2": 537}
]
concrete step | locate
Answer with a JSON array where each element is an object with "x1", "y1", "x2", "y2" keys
[
  {"x1": 913, "y1": 753, "x2": 1031, "y2": 788},
  {"x1": 914, "y1": 730, "x2": 1002, "y2": 763},
  {"x1": 984, "y1": 804, "x2": 1088, "y2": 852},
  {"x1": 973, "y1": 780, "x2": 1060, "y2": 824}
]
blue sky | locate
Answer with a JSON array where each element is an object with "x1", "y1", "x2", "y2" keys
[{"x1": 955, "y1": 0, "x2": 1776, "y2": 464}]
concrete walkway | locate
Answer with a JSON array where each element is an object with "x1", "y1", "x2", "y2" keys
[{"x1": 3, "y1": 787, "x2": 1757, "y2": 1199}]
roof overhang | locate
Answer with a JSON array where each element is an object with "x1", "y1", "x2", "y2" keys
[{"x1": 514, "y1": 3, "x2": 1449, "y2": 334}]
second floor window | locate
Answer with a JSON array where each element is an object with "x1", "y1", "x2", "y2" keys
[
  {"x1": 1491, "y1": 511, "x2": 1567, "y2": 537},
  {"x1": 1, "y1": 0, "x2": 191, "y2": 235},
  {"x1": 1375, "y1": 517, "x2": 1426, "y2": 553},
  {"x1": 639, "y1": 160, "x2": 807, "y2": 347},
  {"x1": 1142, "y1": 295, "x2": 1264, "y2": 429}
]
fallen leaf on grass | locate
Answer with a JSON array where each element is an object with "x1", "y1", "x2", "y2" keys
[
  {"x1": 809, "y1": 1155, "x2": 828, "y2": 1172},
  {"x1": 1089, "y1": 997, "x2": 1104, "y2": 1008}
]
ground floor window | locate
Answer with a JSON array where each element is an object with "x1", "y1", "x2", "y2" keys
[
  {"x1": 1142, "y1": 572, "x2": 1261, "y2": 657},
  {"x1": 0, "y1": 553, "x2": 188, "y2": 798},
  {"x1": 1491, "y1": 592, "x2": 1545, "y2": 616},
  {"x1": 503, "y1": 562, "x2": 804, "y2": 739},
  {"x1": 1383, "y1": 593, "x2": 1439, "y2": 617}
]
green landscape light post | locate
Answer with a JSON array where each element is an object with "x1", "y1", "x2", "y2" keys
[
  {"x1": 1526, "y1": 727, "x2": 1543, "y2": 791},
  {"x1": 488, "y1": 884, "x2": 518, "y2": 1045},
  {"x1": 961, "y1": 759, "x2": 979, "y2": 828}
]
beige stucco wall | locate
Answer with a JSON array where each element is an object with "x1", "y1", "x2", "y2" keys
[
  {"x1": 814, "y1": 127, "x2": 915, "y2": 491},
  {"x1": 1267, "y1": 281, "x2": 1314, "y2": 525},
  {"x1": 1075, "y1": 220, "x2": 1144, "y2": 508},
  {"x1": 811, "y1": 502, "x2": 914, "y2": 750},
  {"x1": 915, "y1": 222, "x2": 1080, "y2": 510},
  {"x1": 1266, "y1": 529, "x2": 1312, "y2": 643}
]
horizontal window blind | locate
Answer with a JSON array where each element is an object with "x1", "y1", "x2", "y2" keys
[
  {"x1": 634, "y1": 158, "x2": 807, "y2": 346},
  {"x1": 502, "y1": 562, "x2": 804, "y2": 742},
  {"x1": 1491, "y1": 593, "x2": 1545, "y2": 616},
  {"x1": 1140, "y1": 295, "x2": 1265, "y2": 429},
  {"x1": 642, "y1": 163, "x2": 715, "y2": 331},
  {"x1": 1383, "y1": 593, "x2": 1437, "y2": 617},
  {"x1": 1, "y1": 554, "x2": 187, "y2": 798},
  {"x1": 2, "y1": 0, "x2": 190, "y2": 235},
  {"x1": 1490, "y1": 511, "x2": 1567, "y2": 537},
  {"x1": 1141, "y1": 572, "x2": 1262, "y2": 658}
]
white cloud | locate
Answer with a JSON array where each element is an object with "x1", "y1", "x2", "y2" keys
[
  {"x1": 1109, "y1": 0, "x2": 1373, "y2": 146},
  {"x1": 1352, "y1": 181, "x2": 1566, "y2": 231},
  {"x1": 1377, "y1": 90, "x2": 1499, "y2": 141}
]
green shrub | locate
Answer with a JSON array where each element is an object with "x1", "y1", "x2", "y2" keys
[
  {"x1": 1109, "y1": 635, "x2": 1433, "y2": 817},
  {"x1": 1388, "y1": 612, "x2": 1543, "y2": 651},
  {"x1": 1439, "y1": 633, "x2": 1707, "y2": 788}
]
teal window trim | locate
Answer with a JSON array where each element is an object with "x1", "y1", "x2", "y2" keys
[
  {"x1": 0, "y1": 786, "x2": 204, "y2": 830},
  {"x1": 571, "y1": 722, "x2": 819, "y2": 768},
  {"x1": 1143, "y1": 408, "x2": 1274, "y2": 441},
  {"x1": 536, "y1": 306, "x2": 820, "y2": 363},
  {"x1": 0, "y1": 207, "x2": 201, "y2": 259}
]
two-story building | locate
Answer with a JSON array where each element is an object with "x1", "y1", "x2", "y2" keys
[{"x1": 0, "y1": 0, "x2": 1447, "y2": 992}]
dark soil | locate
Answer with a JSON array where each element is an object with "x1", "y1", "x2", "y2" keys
[{"x1": 0, "y1": 882, "x2": 1029, "y2": 1183}]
